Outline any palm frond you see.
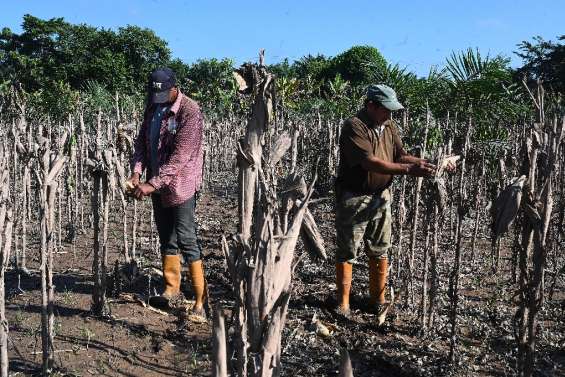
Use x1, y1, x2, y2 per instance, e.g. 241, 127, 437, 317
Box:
371, 63, 416, 96
446, 48, 490, 83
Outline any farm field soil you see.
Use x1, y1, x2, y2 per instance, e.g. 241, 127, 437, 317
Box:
5, 185, 565, 376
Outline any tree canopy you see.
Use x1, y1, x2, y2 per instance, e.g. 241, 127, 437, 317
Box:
516, 35, 565, 93
0, 14, 172, 94
1, 14, 561, 133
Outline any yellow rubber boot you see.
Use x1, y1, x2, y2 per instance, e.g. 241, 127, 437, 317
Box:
149, 254, 181, 308
188, 260, 206, 322
162, 255, 181, 298
369, 257, 388, 306
336, 262, 352, 315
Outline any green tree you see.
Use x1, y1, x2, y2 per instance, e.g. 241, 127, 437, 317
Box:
293, 54, 332, 83
0, 15, 171, 94
268, 58, 294, 80
323, 73, 353, 118
516, 35, 565, 93
329, 45, 387, 86
404, 67, 450, 117
185, 58, 237, 116
115, 25, 172, 91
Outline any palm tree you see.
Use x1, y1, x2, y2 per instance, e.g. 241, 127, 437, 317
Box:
445, 48, 528, 141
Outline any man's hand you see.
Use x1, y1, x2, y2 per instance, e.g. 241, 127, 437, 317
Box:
439, 155, 460, 174
124, 173, 141, 196
408, 161, 436, 177
127, 173, 141, 187
134, 183, 156, 199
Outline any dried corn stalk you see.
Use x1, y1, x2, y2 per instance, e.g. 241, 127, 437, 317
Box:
37, 128, 68, 375
516, 113, 563, 377
86, 109, 118, 316
281, 174, 327, 260
217, 60, 316, 377
0, 145, 14, 377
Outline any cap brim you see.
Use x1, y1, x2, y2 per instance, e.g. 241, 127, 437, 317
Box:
152, 90, 169, 104
381, 100, 404, 111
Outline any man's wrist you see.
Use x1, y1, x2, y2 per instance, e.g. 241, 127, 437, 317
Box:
400, 163, 412, 174
148, 176, 162, 190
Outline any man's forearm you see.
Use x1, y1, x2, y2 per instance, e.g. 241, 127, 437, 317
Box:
360, 156, 411, 175
398, 154, 426, 164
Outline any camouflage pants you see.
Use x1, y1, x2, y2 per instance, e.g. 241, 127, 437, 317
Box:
335, 189, 392, 263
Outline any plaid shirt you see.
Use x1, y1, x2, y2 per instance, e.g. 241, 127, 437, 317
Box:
131, 90, 203, 207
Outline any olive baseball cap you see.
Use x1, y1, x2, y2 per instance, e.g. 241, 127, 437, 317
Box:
149, 67, 176, 104
366, 84, 404, 111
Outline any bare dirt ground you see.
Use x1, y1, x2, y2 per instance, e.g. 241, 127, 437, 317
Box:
6, 179, 565, 376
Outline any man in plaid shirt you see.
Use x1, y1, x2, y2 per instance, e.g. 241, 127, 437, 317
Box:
129, 67, 205, 320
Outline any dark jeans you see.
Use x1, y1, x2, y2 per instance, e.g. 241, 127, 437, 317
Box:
152, 194, 201, 263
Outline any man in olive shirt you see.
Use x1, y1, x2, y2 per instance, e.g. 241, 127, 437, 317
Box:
335, 84, 435, 317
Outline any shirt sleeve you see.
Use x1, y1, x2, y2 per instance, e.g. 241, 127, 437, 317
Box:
390, 123, 407, 162
341, 119, 374, 167
148, 100, 203, 190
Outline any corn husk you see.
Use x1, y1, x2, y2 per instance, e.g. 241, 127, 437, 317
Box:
431, 176, 447, 211
492, 175, 527, 237
315, 320, 331, 337
437, 154, 460, 176
123, 180, 135, 192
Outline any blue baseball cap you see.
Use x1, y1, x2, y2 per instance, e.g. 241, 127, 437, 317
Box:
149, 67, 176, 103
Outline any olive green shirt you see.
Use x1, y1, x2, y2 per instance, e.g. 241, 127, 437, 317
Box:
336, 109, 406, 194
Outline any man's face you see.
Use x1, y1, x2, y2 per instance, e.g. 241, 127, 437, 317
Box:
166, 87, 178, 103
152, 86, 178, 105
366, 101, 391, 125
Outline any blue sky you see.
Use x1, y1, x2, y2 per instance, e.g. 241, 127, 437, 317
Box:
3, 0, 563, 76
